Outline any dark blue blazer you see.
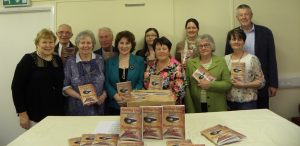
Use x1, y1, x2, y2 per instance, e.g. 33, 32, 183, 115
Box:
105, 54, 144, 109
225, 24, 278, 98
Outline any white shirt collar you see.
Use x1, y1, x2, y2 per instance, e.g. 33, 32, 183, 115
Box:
75, 52, 96, 63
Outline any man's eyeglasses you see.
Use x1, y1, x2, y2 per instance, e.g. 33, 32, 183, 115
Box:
57, 31, 72, 36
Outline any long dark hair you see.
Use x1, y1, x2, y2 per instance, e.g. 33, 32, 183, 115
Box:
136, 28, 159, 57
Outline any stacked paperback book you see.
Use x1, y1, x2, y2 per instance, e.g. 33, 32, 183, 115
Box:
201, 124, 246, 146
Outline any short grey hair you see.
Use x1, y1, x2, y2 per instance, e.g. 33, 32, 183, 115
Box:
197, 34, 216, 52
98, 27, 113, 38
75, 30, 96, 49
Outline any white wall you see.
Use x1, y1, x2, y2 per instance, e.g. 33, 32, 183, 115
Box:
1, 0, 300, 145
0, 6, 54, 146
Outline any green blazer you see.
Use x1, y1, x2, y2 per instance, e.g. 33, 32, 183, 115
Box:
105, 54, 144, 110
185, 55, 231, 113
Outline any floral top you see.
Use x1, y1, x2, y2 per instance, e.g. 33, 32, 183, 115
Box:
144, 57, 185, 104
225, 53, 265, 102
63, 53, 105, 115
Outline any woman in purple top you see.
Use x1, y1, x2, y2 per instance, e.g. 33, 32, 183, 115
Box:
63, 30, 106, 115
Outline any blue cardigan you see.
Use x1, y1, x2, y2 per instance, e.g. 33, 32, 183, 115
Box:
105, 54, 144, 110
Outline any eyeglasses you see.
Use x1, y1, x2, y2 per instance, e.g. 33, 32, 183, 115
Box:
57, 31, 72, 36
198, 44, 210, 49
145, 34, 157, 38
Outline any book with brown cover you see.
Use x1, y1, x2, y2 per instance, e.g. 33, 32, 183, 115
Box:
148, 75, 163, 90
120, 107, 142, 141
201, 124, 246, 146
163, 105, 185, 139
92, 133, 119, 146
117, 141, 144, 146
78, 84, 97, 106
166, 139, 192, 146
80, 134, 95, 146
117, 81, 132, 99
68, 137, 81, 146
230, 62, 245, 82
142, 106, 163, 140
192, 66, 216, 83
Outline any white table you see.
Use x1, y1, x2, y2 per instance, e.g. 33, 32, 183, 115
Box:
7, 109, 300, 146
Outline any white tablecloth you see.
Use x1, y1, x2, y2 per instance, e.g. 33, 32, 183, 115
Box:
7, 109, 300, 146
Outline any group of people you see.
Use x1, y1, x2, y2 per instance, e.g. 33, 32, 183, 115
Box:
11, 4, 278, 129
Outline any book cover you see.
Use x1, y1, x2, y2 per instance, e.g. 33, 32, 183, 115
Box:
163, 105, 185, 139
142, 106, 163, 140
68, 137, 81, 146
92, 133, 119, 146
181, 50, 194, 63
117, 141, 144, 146
119, 107, 142, 141
201, 124, 246, 146
230, 62, 245, 82
166, 139, 192, 146
192, 66, 216, 83
61, 47, 76, 62
80, 134, 95, 146
148, 75, 163, 90
128, 90, 175, 107
78, 84, 98, 106
117, 81, 132, 99
179, 144, 205, 146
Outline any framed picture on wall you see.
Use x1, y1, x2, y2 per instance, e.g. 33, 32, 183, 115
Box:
3, 0, 30, 7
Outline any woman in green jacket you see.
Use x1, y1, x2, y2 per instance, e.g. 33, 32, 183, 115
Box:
185, 34, 231, 113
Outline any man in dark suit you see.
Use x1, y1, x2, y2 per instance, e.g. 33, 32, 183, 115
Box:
225, 4, 278, 109
54, 24, 75, 58
94, 27, 118, 60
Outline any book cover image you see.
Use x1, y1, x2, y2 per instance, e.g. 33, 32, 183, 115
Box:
201, 124, 246, 146
68, 137, 81, 146
148, 75, 163, 90
163, 105, 185, 139
120, 107, 142, 141
117, 81, 132, 99
92, 133, 119, 146
78, 84, 97, 106
80, 134, 95, 146
181, 50, 194, 63
166, 139, 192, 146
192, 66, 216, 83
142, 106, 163, 140
117, 141, 144, 146
231, 62, 245, 82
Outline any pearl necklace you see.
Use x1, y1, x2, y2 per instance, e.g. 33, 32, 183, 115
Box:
36, 51, 53, 61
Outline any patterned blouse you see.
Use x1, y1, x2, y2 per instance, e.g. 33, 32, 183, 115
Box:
63, 53, 105, 115
225, 53, 265, 102
144, 57, 186, 104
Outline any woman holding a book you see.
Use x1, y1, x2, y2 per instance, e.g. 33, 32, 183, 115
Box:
63, 30, 107, 115
105, 30, 144, 115
136, 28, 159, 69
185, 34, 231, 113
11, 29, 65, 129
144, 37, 186, 104
224, 28, 265, 110
175, 18, 200, 67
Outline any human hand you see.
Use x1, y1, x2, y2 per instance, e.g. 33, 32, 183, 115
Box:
268, 86, 277, 97
197, 80, 210, 90
19, 112, 30, 130
231, 78, 245, 88
114, 94, 126, 107
96, 91, 107, 105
